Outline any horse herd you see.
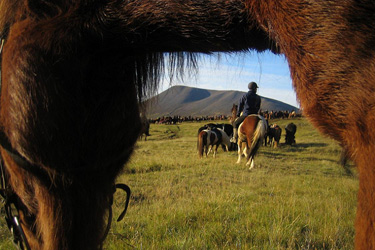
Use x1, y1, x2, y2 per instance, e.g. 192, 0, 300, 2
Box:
197, 116, 297, 169
1, 0, 375, 249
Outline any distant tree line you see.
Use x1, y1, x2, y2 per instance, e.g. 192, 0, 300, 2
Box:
262, 110, 301, 120
149, 115, 228, 124
149, 110, 301, 125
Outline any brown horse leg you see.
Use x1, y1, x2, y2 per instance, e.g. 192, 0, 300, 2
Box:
355, 147, 375, 249
296, 78, 375, 248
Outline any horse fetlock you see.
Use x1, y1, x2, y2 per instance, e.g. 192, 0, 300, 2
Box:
236, 157, 241, 164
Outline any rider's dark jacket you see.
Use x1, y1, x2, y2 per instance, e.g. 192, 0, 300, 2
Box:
237, 90, 261, 117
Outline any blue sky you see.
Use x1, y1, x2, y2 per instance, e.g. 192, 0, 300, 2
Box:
159, 51, 299, 108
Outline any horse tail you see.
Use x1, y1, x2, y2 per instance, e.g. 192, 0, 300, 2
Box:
198, 131, 207, 158
249, 115, 267, 156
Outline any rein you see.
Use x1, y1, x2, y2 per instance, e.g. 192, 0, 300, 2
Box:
0, 38, 131, 249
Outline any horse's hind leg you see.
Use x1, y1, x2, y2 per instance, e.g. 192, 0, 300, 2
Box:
213, 145, 219, 158
207, 145, 212, 156
246, 156, 254, 170
354, 147, 375, 248
245, 146, 254, 169
236, 142, 242, 164
243, 143, 250, 159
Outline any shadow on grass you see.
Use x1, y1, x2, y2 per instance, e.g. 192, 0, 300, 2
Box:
259, 143, 331, 164
293, 143, 328, 148
284, 143, 328, 151
261, 143, 329, 153
124, 163, 163, 174
260, 151, 288, 159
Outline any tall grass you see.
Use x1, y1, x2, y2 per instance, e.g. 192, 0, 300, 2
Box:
0, 118, 358, 249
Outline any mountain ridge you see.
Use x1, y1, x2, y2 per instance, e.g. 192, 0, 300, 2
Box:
145, 85, 298, 118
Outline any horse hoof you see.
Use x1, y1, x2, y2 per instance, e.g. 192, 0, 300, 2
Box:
247, 162, 254, 169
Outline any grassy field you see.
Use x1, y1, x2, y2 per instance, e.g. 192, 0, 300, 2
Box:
0, 118, 358, 249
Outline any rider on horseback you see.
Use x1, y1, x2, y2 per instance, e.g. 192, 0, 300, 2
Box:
231, 81, 261, 143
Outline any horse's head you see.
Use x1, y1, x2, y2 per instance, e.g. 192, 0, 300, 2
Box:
0, 1, 148, 249
231, 104, 238, 114
230, 104, 238, 125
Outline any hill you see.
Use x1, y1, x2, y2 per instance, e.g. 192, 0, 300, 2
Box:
145, 85, 298, 118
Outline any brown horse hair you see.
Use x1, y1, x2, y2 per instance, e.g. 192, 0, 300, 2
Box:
2, 0, 375, 249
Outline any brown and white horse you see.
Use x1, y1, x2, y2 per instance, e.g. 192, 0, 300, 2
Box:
236, 115, 267, 169
198, 128, 231, 158
1, 0, 375, 249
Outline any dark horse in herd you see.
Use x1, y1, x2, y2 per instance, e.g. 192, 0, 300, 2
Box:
0, 0, 374, 249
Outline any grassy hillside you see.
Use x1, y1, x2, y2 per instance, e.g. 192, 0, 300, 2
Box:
0, 118, 358, 249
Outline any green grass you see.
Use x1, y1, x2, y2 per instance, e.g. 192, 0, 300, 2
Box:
107, 118, 357, 249
0, 118, 358, 249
